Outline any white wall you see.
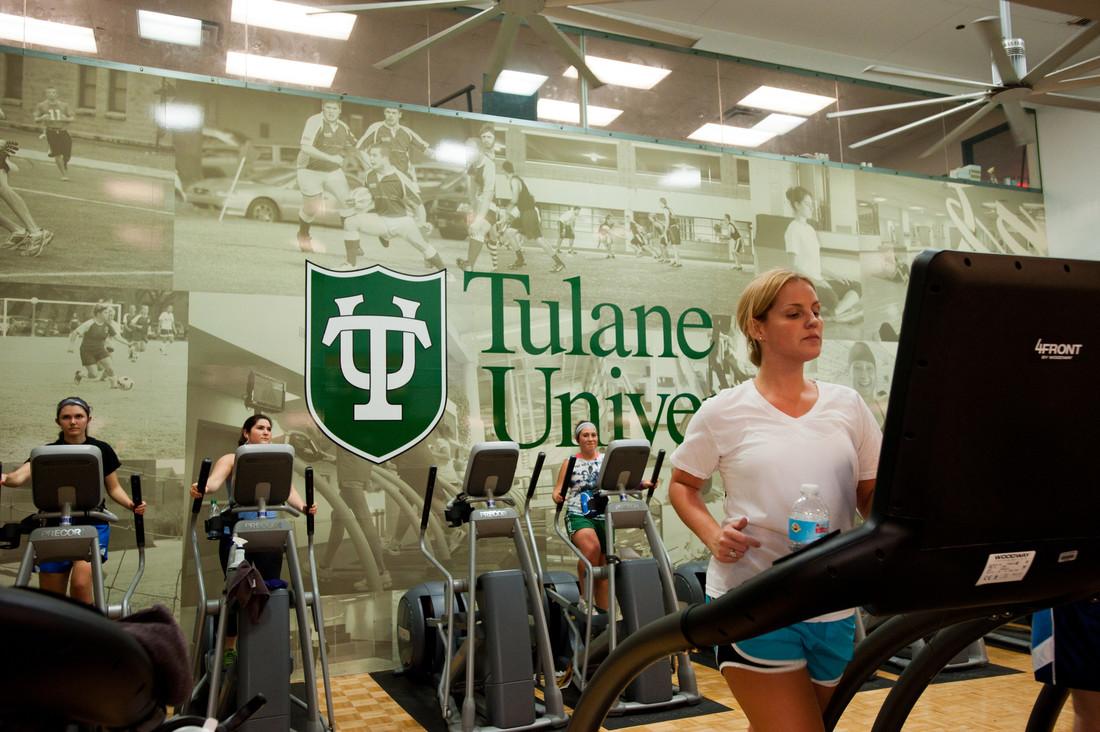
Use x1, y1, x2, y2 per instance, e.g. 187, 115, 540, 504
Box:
1036, 107, 1100, 262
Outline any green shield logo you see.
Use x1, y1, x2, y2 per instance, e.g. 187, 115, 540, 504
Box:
306, 262, 447, 463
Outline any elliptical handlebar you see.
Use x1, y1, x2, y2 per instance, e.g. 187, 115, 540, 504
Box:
131, 475, 145, 548
421, 465, 438, 534
555, 455, 577, 516
525, 452, 546, 506
118, 475, 146, 618
192, 458, 212, 516
646, 450, 665, 504
305, 467, 315, 536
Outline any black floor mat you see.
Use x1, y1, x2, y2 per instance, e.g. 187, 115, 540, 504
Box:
559, 684, 729, 729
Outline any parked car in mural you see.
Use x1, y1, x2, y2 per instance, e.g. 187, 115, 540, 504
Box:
185, 167, 343, 227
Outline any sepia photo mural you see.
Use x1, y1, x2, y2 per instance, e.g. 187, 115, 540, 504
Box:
0, 49, 1047, 672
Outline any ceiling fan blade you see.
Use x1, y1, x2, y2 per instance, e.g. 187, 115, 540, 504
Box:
544, 6, 698, 47
483, 13, 521, 93
1001, 100, 1038, 146
1034, 72, 1100, 93
1036, 54, 1100, 84
918, 102, 999, 158
826, 92, 987, 119
374, 5, 503, 69
848, 97, 987, 149
1022, 20, 1100, 85
1006, 0, 1100, 19
526, 13, 605, 89
1030, 92, 1100, 111
863, 64, 992, 89
310, 0, 472, 12
972, 16, 1019, 85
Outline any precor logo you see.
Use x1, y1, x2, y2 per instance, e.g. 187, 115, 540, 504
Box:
1034, 339, 1083, 361
46, 528, 84, 538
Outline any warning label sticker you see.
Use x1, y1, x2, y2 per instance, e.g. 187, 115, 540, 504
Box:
976, 551, 1036, 586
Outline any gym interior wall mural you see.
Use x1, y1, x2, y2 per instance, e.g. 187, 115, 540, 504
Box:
0, 49, 1046, 672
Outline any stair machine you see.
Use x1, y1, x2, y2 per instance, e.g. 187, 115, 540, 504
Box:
1, 444, 145, 617
395, 441, 568, 731
545, 440, 699, 714
186, 444, 335, 732
567, 250, 1100, 731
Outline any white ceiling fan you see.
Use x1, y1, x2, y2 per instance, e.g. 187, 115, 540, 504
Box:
313, 0, 699, 93
827, 0, 1100, 157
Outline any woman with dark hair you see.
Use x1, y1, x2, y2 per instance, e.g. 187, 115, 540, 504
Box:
69, 304, 129, 388
669, 268, 880, 731
0, 396, 146, 603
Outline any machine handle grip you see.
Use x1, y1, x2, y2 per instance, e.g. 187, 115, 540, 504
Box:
130, 474, 145, 548
305, 466, 315, 536
421, 466, 438, 533
556, 454, 577, 513
526, 452, 546, 502
646, 449, 665, 503
221, 693, 267, 731
192, 458, 212, 515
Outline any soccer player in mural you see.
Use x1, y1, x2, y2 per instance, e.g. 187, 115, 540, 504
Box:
502, 161, 566, 273
34, 86, 74, 181
0, 117, 54, 257
295, 100, 355, 254
157, 305, 176, 355
628, 214, 654, 258
719, 214, 746, 270
69, 304, 130, 388
357, 106, 433, 242
339, 143, 445, 271
596, 214, 615, 259
457, 124, 499, 272
557, 205, 579, 255
659, 197, 683, 268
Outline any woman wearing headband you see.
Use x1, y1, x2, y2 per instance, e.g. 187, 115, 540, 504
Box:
553, 421, 609, 611
0, 396, 146, 604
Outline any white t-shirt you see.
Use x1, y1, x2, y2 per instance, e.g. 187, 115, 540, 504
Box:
670, 379, 881, 621
784, 219, 823, 280
158, 312, 175, 331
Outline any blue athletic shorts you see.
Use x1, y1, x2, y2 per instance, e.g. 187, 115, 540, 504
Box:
1032, 599, 1100, 691
37, 523, 109, 573
715, 612, 856, 686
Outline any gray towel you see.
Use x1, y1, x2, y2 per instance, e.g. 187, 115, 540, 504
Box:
228, 561, 271, 623
119, 603, 193, 712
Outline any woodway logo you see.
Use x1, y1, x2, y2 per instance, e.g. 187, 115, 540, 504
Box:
1034, 338, 1083, 361
306, 263, 446, 463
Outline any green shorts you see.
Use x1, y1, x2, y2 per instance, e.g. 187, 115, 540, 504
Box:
565, 514, 608, 555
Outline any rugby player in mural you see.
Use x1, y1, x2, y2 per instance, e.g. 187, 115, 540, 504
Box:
502, 161, 565, 273
296, 100, 355, 254
339, 143, 445, 271
0, 112, 54, 257
34, 86, 75, 181
456, 124, 499, 272
356, 106, 433, 243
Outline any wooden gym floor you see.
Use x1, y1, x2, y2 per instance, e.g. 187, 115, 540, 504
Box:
309, 644, 1076, 731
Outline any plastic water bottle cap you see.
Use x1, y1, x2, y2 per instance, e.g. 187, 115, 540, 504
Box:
800, 483, 820, 495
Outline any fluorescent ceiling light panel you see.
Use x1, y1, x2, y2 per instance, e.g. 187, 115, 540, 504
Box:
137, 10, 203, 46
230, 0, 356, 40
563, 55, 671, 90
0, 13, 97, 53
154, 102, 204, 130
687, 123, 775, 148
753, 113, 807, 134
493, 70, 549, 96
739, 85, 836, 116
537, 99, 623, 127
226, 51, 338, 87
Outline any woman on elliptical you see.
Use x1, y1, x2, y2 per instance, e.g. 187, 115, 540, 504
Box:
0, 396, 146, 604
668, 268, 880, 732
553, 421, 609, 612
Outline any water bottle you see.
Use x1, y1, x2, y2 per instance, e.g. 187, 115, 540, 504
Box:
60, 514, 72, 527
206, 499, 220, 540
788, 483, 829, 552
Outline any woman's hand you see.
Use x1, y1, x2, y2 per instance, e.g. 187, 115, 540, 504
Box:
132, 501, 147, 515
552, 489, 564, 505
301, 503, 318, 515
189, 482, 204, 500
708, 516, 762, 564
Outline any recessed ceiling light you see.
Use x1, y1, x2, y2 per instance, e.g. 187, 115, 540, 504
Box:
225, 51, 338, 87
137, 10, 203, 46
493, 70, 549, 96
687, 123, 776, 148
154, 102, 204, 130
739, 86, 836, 116
537, 99, 623, 127
0, 12, 97, 53
753, 113, 808, 135
230, 0, 356, 40
563, 55, 671, 90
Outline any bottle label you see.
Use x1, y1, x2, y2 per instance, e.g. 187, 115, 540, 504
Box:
788, 518, 828, 543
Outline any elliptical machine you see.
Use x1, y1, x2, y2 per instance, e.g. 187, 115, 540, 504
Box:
396, 442, 567, 731
187, 443, 335, 732
547, 439, 699, 713
1, 445, 145, 617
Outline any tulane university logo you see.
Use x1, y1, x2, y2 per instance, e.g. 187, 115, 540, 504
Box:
306, 263, 447, 463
